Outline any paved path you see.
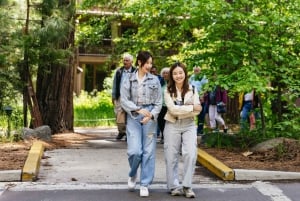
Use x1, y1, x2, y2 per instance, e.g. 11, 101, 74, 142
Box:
38, 127, 219, 184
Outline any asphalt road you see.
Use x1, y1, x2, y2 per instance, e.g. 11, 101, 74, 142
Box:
1, 182, 300, 201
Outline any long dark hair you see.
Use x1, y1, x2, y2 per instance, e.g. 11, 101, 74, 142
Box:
167, 62, 190, 98
135, 50, 152, 67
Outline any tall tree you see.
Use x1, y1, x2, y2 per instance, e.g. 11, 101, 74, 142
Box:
35, 0, 76, 133
0, 0, 23, 110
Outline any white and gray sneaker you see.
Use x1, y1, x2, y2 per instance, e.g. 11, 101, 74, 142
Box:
140, 186, 149, 197
127, 175, 137, 191
183, 187, 195, 198
170, 187, 183, 196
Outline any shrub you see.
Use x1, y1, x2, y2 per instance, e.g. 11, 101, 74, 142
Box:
74, 90, 115, 127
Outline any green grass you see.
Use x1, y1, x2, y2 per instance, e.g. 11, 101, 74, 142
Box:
73, 90, 116, 127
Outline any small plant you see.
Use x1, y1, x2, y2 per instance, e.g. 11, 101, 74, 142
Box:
275, 143, 287, 160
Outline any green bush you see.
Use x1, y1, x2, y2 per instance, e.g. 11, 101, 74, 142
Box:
74, 90, 115, 127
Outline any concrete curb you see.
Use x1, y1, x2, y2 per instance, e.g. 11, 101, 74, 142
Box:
234, 169, 300, 181
21, 141, 44, 181
0, 170, 21, 182
197, 148, 300, 181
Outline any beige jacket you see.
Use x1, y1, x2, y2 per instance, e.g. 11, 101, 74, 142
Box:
164, 85, 201, 123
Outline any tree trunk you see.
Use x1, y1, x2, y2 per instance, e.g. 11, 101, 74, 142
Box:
36, 0, 75, 134
36, 60, 74, 134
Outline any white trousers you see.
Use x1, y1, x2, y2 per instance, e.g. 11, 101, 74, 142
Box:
208, 105, 225, 129
163, 118, 197, 190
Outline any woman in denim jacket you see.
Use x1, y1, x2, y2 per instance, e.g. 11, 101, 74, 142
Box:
164, 62, 201, 198
120, 51, 162, 197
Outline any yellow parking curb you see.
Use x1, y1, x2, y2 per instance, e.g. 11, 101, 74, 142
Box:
197, 148, 234, 181
22, 141, 44, 181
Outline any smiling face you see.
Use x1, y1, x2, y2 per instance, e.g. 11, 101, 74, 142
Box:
172, 66, 186, 86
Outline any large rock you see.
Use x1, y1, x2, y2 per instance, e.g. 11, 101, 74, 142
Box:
250, 137, 296, 153
22, 125, 52, 141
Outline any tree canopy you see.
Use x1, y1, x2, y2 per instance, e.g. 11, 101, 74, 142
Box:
1, 0, 299, 137
79, 0, 300, 137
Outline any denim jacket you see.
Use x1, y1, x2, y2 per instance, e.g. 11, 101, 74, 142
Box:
120, 71, 162, 120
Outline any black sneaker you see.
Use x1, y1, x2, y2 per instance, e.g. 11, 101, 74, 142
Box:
116, 133, 125, 140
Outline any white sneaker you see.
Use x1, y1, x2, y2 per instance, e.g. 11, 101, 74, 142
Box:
183, 187, 195, 198
128, 176, 137, 191
140, 186, 149, 197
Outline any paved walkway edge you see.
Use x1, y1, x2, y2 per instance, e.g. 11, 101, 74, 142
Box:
22, 141, 44, 182
234, 169, 300, 180
197, 148, 234, 181
0, 170, 21, 182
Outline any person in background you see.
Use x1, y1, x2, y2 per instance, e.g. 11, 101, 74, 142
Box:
120, 50, 162, 197
112, 53, 136, 140
151, 66, 165, 86
164, 62, 201, 198
157, 67, 170, 144
239, 90, 259, 130
151, 65, 165, 137
204, 85, 228, 133
189, 66, 208, 135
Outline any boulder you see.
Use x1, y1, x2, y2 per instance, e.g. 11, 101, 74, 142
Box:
22, 125, 52, 141
250, 137, 296, 153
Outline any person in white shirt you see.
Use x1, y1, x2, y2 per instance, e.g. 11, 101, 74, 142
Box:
164, 62, 202, 198
120, 51, 162, 197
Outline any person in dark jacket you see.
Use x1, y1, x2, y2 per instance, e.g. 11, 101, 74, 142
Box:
204, 86, 228, 133
112, 53, 136, 140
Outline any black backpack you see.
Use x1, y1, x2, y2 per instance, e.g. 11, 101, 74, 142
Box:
209, 90, 217, 105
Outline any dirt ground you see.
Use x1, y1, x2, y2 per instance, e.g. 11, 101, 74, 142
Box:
0, 133, 300, 172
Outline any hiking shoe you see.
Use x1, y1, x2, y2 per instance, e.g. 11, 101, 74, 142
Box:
116, 133, 125, 140
170, 187, 183, 196
183, 187, 195, 198
140, 186, 149, 197
128, 175, 137, 191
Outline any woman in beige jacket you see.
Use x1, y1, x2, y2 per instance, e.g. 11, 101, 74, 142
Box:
164, 62, 202, 198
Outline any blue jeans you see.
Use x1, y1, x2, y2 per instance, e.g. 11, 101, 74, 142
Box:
126, 105, 157, 187
240, 101, 252, 129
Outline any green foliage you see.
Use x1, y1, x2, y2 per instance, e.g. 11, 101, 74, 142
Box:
0, 1, 24, 108
74, 90, 115, 127
119, 0, 300, 141
203, 130, 266, 150
0, 104, 24, 141
76, 17, 111, 47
